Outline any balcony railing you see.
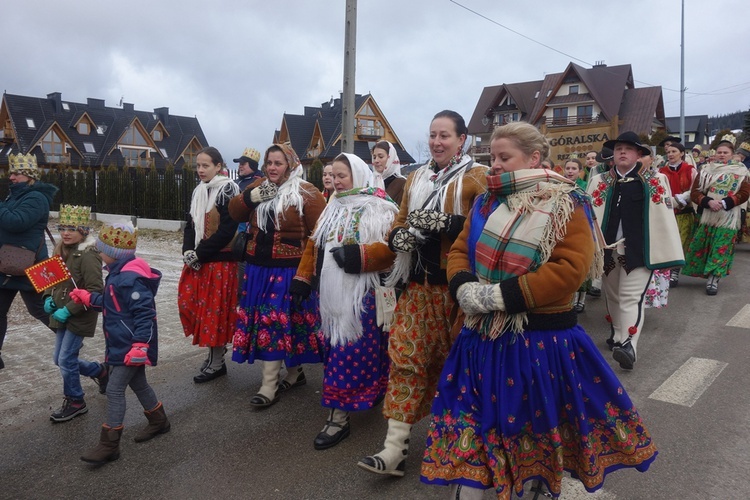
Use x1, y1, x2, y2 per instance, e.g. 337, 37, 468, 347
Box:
44, 154, 70, 165
356, 125, 383, 139
545, 114, 597, 127
469, 145, 491, 156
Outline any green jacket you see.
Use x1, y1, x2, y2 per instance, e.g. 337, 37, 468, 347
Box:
47, 236, 103, 337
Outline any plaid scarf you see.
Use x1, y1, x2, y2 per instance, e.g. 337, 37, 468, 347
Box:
467, 169, 603, 336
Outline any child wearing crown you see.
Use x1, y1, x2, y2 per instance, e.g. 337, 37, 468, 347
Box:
45, 205, 106, 423
71, 221, 170, 465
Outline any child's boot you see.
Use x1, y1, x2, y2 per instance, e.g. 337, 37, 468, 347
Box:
80, 424, 123, 465
134, 402, 171, 442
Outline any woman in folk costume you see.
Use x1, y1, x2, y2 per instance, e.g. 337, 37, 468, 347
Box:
421, 122, 658, 499
358, 110, 488, 477
371, 140, 407, 205
179, 147, 240, 383
659, 142, 698, 287
229, 143, 327, 407
293, 153, 398, 450
681, 135, 750, 295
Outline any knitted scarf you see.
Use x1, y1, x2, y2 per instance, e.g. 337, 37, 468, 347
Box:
313, 156, 398, 346
466, 169, 604, 338
696, 161, 749, 230
189, 174, 239, 247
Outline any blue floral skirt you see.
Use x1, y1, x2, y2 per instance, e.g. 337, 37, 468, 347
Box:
421, 325, 657, 499
232, 264, 324, 367
321, 291, 389, 412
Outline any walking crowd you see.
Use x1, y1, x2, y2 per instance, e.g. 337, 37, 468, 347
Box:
1, 111, 749, 499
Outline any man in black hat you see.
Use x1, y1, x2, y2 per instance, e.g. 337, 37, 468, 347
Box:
587, 131, 684, 371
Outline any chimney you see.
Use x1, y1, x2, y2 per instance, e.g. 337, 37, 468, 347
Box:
593, 61, 607, 68
87, 98, 105, 108
47, 92, 63, 113
154, 107, 169, 126
123, 102, 134, 112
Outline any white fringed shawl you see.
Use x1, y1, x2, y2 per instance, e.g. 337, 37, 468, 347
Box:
189, 175, 240, 247
696, 161, 749, 230
254, 165, 308, 232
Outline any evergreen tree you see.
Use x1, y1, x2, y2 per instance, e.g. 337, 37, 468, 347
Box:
308, 159, 324, 191
710, 129, 733, 150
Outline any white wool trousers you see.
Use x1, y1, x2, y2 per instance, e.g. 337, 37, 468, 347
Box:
602, 257, 653, 354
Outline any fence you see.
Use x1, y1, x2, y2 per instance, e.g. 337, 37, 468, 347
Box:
0, 165, 239, 221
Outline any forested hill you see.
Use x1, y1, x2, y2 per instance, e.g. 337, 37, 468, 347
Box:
709, 110, 747, 133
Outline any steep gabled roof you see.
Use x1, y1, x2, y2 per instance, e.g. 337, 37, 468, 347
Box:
577, 63, 633, 121
0, 92, 208, 168
620, 86, 664, 135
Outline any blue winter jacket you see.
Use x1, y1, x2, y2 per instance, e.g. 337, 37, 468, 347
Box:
0, 181, 58, 291
89, 255, 162, 366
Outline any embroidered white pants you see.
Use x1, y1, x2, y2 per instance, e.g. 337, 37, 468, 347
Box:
602, 256, 653, 355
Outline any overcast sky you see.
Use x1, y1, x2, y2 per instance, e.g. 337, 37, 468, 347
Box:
5, 0, 749, 165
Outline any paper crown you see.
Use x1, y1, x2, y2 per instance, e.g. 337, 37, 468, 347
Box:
737, 142, 750, 155
97, 222, 137, 259
8, 153, 40, 179
719, 134, 736, 146
568, 152, 579, 159
59, 205, 92, 227
242, 147, 261, 163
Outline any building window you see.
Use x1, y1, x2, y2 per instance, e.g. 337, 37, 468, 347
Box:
183, 142, 201, 167
83, 142, 96, 153
62, 103, 70, 111
121, 147, 149, 167
41, 129, 69, 163
152, 129, 162, 141
357, 118, 383, 138
569, 85, 579, 95
26, 118, 36, 129
121, 125, 149, 147
576, 105, 593, 123
96, 125, 106, 135
552, 108, 568, 125
159, 148, 168, 158
78, 122, 90, 135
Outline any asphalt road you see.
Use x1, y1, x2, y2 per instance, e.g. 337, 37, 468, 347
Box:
1, 235, 749, 500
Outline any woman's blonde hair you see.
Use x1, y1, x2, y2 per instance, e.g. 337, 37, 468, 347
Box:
490, 122, 550, 161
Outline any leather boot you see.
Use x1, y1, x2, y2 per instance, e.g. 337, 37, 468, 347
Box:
80, 425, 123, 465
134, 402, 171, 443
357, 418, 411, 477
314, 408, 350, 450
250, 360, 282, 407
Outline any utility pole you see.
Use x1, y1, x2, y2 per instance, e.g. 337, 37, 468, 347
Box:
679, 0, 685, 143
341, 0, 357, 154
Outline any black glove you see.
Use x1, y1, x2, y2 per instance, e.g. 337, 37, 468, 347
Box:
330, 247, 346, 268
289, 279, 311, 308
407, 208, 452, 233
390, 227, 418, 253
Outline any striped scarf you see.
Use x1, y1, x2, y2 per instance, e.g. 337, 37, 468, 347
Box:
467, 169, 604, 336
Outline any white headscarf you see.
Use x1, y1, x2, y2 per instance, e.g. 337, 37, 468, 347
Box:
371, 141, 404, 189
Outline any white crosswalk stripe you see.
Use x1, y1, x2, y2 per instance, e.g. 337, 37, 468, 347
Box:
726, 304, 750, 328
649, 357, 727, 407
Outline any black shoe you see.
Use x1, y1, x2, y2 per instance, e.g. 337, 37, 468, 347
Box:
587, 287, 601, 298
314, 420, 350, 450
249, 392, 280, 408
706, 283, 718, 295
92, 363, 109, 395
612, 342, 636, 370
193, 364, 227, 384
50, 397, 88, 422
573, 302, 585, 313
278, 370, 306, 393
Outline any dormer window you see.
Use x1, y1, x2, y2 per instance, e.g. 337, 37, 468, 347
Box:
152, 129, 162, 141
569, 85, 579, 95
78, 122, 90, 135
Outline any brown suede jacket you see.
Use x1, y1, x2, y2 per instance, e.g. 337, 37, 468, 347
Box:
448, 205, 594, 330
391, 164, 488, 285
229, 178, 326, 268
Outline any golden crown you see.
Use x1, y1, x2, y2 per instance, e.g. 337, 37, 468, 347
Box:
8, 153, 38, 171
99, 223, 137, 250
720, 134, 736, 146
242, 147, 261, 163
738, 142, 750, 153
569, 152, 579, 159
59, 205, 92, 227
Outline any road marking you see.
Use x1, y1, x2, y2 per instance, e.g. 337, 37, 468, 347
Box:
649, 357, 727, 407
726, 304, 750, 328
